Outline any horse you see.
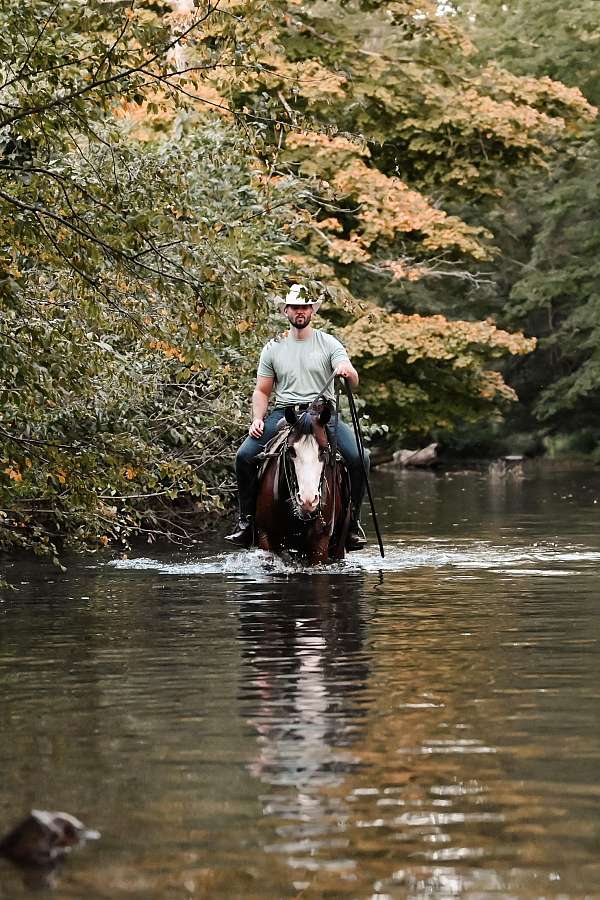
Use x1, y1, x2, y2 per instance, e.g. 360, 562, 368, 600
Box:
254, 399, 352, 565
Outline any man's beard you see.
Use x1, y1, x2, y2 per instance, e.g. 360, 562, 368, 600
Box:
293, 317, 309, 330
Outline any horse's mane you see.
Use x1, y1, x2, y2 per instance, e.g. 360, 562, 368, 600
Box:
295, 411, 316, 437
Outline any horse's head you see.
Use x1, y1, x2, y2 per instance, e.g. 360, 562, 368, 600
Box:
284, 402, 331, 517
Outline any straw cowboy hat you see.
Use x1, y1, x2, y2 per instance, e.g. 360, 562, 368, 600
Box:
273, 283, 323, 313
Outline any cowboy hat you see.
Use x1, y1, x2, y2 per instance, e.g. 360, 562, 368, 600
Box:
273, 283, 323, 312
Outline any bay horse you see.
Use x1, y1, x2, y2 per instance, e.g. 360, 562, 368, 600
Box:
254, 399, 352, 565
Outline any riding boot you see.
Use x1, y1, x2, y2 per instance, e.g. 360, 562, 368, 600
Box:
346, 519, 366, 551
224, 516, 254, 546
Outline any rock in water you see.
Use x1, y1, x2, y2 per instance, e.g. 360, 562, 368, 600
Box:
0, 810, 100, 867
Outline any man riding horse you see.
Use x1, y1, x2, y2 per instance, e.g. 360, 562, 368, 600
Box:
225, 283, 369, 550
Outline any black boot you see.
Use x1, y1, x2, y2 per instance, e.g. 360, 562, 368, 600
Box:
224, 516, 253, 546
346, 520, 367, 551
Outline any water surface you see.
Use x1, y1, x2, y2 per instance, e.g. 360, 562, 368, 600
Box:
1, 463, 600, 898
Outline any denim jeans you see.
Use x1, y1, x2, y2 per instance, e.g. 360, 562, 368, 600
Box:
235, 408, 370, 520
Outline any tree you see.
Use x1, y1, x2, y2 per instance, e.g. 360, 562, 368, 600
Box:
0, 1, 301, 567
450, 0, 600, 450
198, 0, 594, 282
196, 0, 593, 436
341, 306, 535, 435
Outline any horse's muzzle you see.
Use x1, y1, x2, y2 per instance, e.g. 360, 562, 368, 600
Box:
292, 495, 320, 521
296, 491, 320, 514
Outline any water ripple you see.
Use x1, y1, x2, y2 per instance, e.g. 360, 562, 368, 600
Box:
108, 541, 600, 579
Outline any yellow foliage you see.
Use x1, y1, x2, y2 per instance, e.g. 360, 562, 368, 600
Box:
317, 217, 344, 234
3, 466, 22, 482
285, 133, 490, 260
286, 131, 371, 158
380, 259, 426, 281
339, 305, 536, 428
480, 65, 597, 123
275, 59, 348, 100
286, 131, 370, 167
279, 253, 338, 282
328, 237, 371, 264
478, 370, 517, 402
342, 305, 536, 365
331, 158, 490, 259
147, 339, 187, 364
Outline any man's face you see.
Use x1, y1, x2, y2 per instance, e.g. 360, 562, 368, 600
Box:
285, 304, 314, 330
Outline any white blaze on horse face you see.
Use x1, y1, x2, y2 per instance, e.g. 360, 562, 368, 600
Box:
293, 435, 324, 512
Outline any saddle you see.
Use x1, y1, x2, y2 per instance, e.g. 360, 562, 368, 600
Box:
257, 424, 290, 483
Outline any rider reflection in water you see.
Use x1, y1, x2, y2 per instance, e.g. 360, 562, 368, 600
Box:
225, 283, 369, 549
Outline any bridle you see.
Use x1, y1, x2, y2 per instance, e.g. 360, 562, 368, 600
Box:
284, 434, 331, 523
283, 413, 334, 524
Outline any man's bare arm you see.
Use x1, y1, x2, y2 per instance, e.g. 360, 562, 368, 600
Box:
249, 375, 274, 437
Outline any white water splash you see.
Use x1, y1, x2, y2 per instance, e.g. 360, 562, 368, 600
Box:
107, 541, 600, 579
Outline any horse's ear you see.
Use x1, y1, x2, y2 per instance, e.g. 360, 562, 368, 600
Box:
284, 406, 298, 425
318, 406, 331, 425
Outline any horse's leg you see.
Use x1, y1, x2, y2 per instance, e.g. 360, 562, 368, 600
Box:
256, 529, 271, 552
330, 508, 351, 560
306, 530, 330, 566
326, 467, 352, 560
329, 537, 345, 561
255, 458, 282, 554
256, 513, 285, 556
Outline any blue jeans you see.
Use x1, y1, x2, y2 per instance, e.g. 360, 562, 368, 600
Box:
235, 408, 370, 520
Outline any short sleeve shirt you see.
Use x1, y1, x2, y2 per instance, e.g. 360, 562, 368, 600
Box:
257, 329, 350, 406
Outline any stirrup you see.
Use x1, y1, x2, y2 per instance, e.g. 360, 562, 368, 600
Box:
346, 521, 366, 551
224, 518, 253, 546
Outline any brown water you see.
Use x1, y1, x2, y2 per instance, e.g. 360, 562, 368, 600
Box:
2, 463, 600, 898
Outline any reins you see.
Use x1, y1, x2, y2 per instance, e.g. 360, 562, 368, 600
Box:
342, 379, 385, 558
311, 373, 385, 559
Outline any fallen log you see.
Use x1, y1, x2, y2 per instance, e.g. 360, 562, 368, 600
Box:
392, 442, 439, 467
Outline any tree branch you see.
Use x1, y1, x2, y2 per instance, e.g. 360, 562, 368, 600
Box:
0, 2, 221, 129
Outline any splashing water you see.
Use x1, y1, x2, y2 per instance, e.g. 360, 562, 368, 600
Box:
108, 541, 600, 580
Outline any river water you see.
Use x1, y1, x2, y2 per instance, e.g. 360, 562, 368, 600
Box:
2, 463, 600, 898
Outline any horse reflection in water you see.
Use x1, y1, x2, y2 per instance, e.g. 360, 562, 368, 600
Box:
255, 401, 352, 565
237, 576, 369, 841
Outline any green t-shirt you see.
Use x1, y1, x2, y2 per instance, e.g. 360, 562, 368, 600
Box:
257, 329, 350, 406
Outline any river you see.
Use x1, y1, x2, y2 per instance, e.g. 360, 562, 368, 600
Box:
1, 462, 600, 898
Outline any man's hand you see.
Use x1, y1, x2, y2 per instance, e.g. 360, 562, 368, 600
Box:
334, 362, 353, 379
249, 417, 264, 438
334, 361, 358, 386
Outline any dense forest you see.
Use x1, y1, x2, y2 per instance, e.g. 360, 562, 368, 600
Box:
0, 0, 597, 566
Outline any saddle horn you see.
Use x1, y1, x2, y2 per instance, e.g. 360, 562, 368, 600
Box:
284, 406, 298, 425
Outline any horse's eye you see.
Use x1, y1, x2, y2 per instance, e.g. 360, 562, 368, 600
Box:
287, 446, 296, 457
